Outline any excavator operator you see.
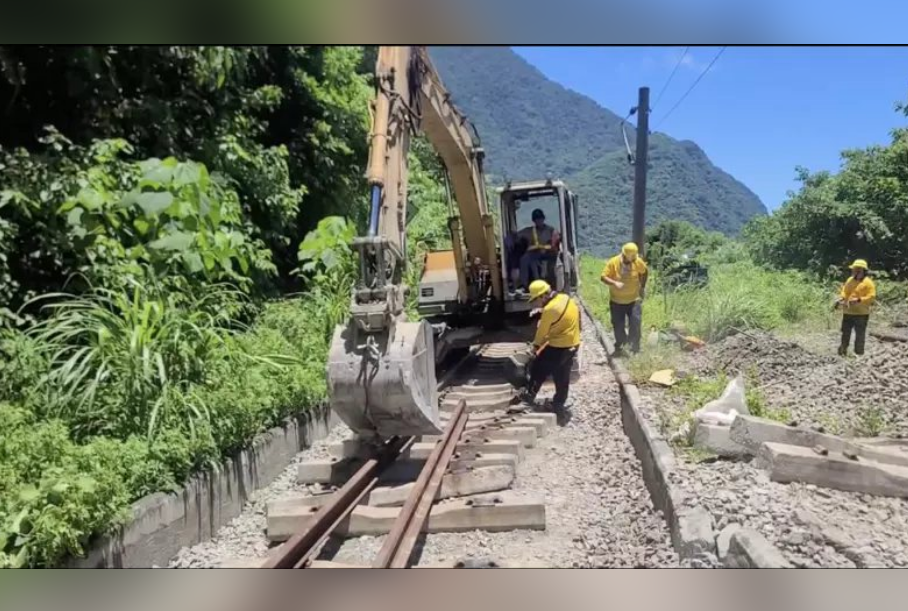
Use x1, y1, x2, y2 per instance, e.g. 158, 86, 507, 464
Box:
516, 209, 560, 290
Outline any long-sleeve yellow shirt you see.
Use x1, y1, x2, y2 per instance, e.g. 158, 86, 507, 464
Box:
533, 293, 581, 349
839, 276, 876, 316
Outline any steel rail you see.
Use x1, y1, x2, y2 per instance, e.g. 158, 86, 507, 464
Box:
372, 399, 469, 568
261, 435, 412, 569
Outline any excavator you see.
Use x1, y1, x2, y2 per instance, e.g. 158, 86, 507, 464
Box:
328, 46, 580, 440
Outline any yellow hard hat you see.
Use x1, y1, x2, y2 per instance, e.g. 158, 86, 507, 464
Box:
528, 279, 551, 302
850, 259, 869, 270
622, 242, 639, 259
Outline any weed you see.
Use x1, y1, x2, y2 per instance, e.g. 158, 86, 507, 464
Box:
626, 344, 681, 384
814, 412, 845, 436
853, 404, 887, 438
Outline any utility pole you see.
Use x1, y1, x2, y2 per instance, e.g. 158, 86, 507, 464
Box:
632, 86, 650, 255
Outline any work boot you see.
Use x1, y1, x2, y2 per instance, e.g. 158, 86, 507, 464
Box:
555, 408, 573, 427
838, 345, 847, 357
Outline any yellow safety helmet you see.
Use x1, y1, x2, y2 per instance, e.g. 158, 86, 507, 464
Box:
622, 242, 639, 260
850, 259, 869, 271
528, 279, 552, 302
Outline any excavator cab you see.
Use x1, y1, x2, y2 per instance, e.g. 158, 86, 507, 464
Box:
499, 180, 580, 313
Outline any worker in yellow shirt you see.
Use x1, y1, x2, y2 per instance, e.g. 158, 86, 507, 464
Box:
836, 259, 877, 357
520, 280, 581, 426
600, 242, 648, 355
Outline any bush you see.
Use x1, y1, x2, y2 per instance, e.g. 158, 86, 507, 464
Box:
0, 289, 337, 567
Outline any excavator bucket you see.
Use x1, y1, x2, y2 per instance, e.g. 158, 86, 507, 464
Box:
327, 319, 441, 440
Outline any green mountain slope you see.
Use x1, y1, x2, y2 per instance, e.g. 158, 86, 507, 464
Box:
429, 45, 627, 180
569, 136, 769, 256
429, 46, 767, 255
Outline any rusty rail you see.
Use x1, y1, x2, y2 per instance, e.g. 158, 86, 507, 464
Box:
261, 435, 412, 569
373, 399, 469, 568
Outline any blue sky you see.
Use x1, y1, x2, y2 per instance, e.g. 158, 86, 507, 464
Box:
513, 47, 908, 211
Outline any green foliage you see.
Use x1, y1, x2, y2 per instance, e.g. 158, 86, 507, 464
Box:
1, 134, 275, 308
404, 136, 452, 319
0, 45, 372, 291
0, 45, 380, 567
430, 47, 767, 257
296, 216, 357, 337
744, 111, 908, 280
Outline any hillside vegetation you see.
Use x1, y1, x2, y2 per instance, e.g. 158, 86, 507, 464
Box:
430, 46, 767, 254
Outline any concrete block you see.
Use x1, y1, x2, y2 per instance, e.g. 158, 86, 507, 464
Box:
441, 396, 513, 413
413, 440, 524, 461
673, 506, 717, 559
267, 491, 545, 542
445, 390, 514, 404
450, 384, 514, 395
448, 453, 520, 472
716, 523, 743, 563
296, 458, 425, 486
847, 438, 908, 468
730, 415, 848, 456
297, 458, 353, 484
464, 418, 547, 438
476, 426, 537, 448
368, 465, 515, 507
691, 422, 748, 458
724, 528, 792, 568
759, 442, 908, 498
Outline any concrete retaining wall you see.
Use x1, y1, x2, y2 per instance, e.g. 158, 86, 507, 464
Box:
579, 300, 716, 561
69, 405, 335, 568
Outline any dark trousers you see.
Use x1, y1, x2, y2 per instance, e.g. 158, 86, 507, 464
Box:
528, 346, 577, 411
610, 301, 642, 353
840, 314, 869, 355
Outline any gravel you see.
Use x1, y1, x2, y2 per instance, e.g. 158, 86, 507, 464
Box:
171, 311, 680, 568
637, 326, 908, 568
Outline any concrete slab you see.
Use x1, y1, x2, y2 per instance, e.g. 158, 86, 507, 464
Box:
674, 506, 716, 558
724, 528, 792, 568
267, 491, 546, 542
450, 384, 514, 395
368, 465, 515, 507
731, 415, 849, 456
716, 523, 744, 563
296, 458, 421, 486
691, 422, 748, 458
759, 442, 908, 498
413, 439, 524, 461
475, 426, 537, 448
297, 458, 353, 485
445, 390, 514, 404
441, 397, 514, 413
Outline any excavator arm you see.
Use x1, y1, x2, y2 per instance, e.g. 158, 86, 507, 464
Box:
328, 46, 501, 440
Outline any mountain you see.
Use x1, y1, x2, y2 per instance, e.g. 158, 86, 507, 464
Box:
429, 46, 767, 257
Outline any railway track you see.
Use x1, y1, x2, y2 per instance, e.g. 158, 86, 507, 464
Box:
259, 342, 553, 569
196, 317, 679, 569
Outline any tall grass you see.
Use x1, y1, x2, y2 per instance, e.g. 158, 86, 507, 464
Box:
25, 282, 244, 439
580, 254, 832, 342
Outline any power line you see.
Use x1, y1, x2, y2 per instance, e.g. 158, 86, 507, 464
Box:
656, 46, 727, 129
652, 47, 689, 110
